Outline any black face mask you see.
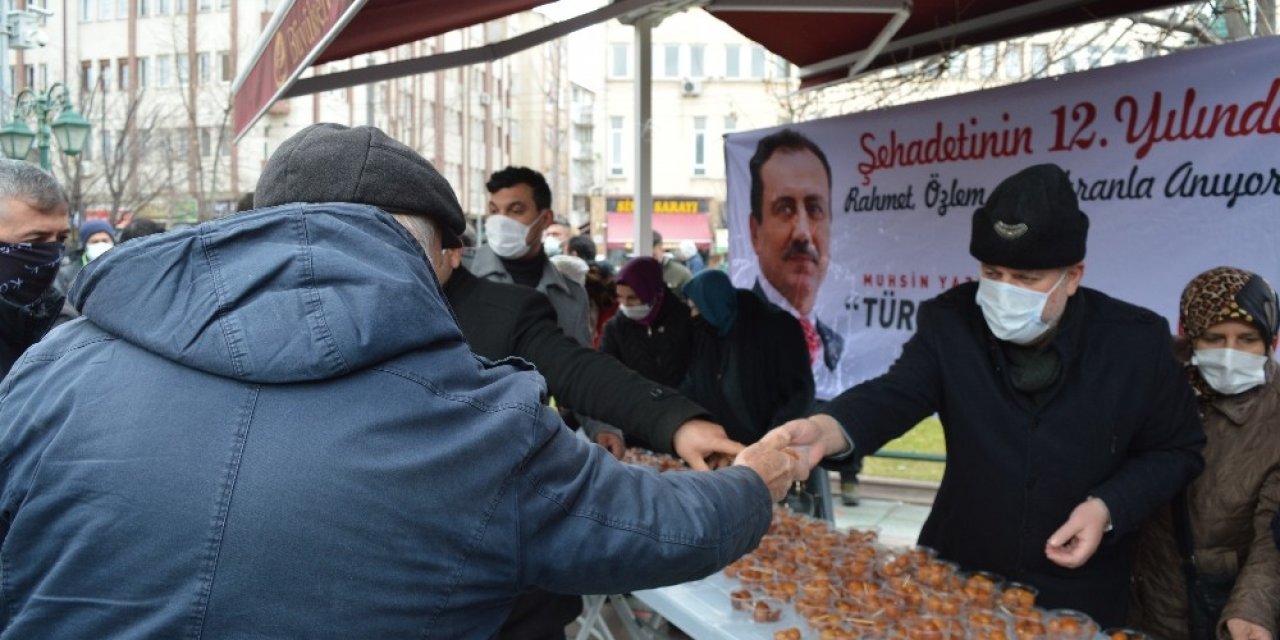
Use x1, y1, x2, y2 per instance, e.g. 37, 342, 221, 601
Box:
0, 241, 64, 307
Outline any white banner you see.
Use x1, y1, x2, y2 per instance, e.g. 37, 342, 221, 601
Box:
726, 36, 1280, 400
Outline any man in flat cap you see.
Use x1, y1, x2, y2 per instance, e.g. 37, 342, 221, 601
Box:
0, 124, 799, 638
770, 163, 1205, 627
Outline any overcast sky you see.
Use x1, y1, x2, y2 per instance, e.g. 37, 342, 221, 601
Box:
537, 0, 609, 91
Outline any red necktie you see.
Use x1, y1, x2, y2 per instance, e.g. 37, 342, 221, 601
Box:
799, 317, 820, 366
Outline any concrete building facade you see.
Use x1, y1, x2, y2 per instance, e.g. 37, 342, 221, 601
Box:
10, 0, 571, 232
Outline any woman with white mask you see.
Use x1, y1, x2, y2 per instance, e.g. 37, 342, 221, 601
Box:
1129, 266, 1280, 640
599, 257, 694, 412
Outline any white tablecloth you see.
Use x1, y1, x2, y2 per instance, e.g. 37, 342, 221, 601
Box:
632, 572, 808, 639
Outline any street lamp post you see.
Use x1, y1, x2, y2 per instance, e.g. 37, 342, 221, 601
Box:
0, 84, 91, 170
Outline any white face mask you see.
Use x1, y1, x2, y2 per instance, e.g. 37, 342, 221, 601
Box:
543, 236, 562, 258
975, 271, 1067, 345
484, 215, 535, 259
85, 242, 113, 262
1191, 348, 1269, 395
619, 303, 652, 320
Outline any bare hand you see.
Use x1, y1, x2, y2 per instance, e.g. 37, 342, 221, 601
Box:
772, 414, 848, 468
673, 419, 746, 471
595, 432, 625, 460
1045, 498, 1110, 568
734, 428, 794, 502
1227, 618, 1273, 640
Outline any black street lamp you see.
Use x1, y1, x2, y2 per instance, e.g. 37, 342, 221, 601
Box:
0, 83, 91, 170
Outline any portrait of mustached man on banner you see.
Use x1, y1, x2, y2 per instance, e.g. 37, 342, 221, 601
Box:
748, 129, 844, 385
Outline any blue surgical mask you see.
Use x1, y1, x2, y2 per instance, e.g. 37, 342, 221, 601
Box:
0, 241, 64, 307
1191, 348, 1268, 395
975, 271, 1067, 345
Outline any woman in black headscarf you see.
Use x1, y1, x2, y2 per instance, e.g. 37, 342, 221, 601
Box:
680, 270, 814, 446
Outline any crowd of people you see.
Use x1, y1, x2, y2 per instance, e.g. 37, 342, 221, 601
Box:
0, 122, 1274, 639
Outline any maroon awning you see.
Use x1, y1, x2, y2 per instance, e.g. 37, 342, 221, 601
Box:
709, 0, 1186, 88
234, 0, 1188, 138
314, 0, 549, 64
233, 0, 551, 139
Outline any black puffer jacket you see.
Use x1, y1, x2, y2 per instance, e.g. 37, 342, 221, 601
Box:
445, 267, 706, 453
599, 285, 693, 390
680, 291, 814, 445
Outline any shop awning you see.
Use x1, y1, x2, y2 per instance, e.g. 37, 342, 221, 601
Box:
709, 0, 1188, 89
606, 213, 712, 249
234, 0, 1187, 139
233, 0, 553, 140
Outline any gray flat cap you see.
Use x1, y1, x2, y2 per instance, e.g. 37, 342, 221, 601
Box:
255, 123, 465, 247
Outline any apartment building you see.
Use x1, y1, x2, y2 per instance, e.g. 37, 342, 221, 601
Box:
10, 1, 570, 230
594, 9, 796, 258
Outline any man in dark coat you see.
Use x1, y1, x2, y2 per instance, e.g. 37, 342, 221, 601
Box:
774, 163, 1205, 627
441, 256, 741, 467
0, 159, 68, 377
0, 124, 796, 638
439, 240, 746, 640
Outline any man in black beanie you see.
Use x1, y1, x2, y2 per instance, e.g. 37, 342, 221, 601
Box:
767, 163, 1206, 627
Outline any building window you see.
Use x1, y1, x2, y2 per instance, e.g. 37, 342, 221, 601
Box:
80, 61, 95, 93
774, 56, 790, 79
98, 0, 112, 20
723, 114, 737, 134
1030, 44, 1049, 77
118, 58, 130, 90
692, 116, 706, 176
1002, 44, 1022, 79
749, 46, 765, 79
173, 127, 189, 157
138, 57, 149, 87
80, 0, 92, 21
176, 53, 189, 86
946, 51, 967, 78
1113, 45, 1130, 65
156, 55, 171, 87
979, 44, 997, 77
609, 115, 623, 176
662, 44, 680, 78
138, 0, 148, 16
1087, 45, 1103, 68
23, 65, 34, 90
218, 0, 228, 9
157, 0, 169, 13
118, 0, 127, 19
198, 0, 210, 11
200, 127, 211, 156
175, 0, 185, 14
100, 129, 113, 160
219, 51, 232, 82
38, 64, 47, 88
689, 44, 704, 78
197, 52, 211, 84
725, 44, 740, 78
610, 43, 629, 77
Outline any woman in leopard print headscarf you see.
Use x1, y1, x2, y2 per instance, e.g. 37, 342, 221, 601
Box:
1129, 266, 1280, 640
